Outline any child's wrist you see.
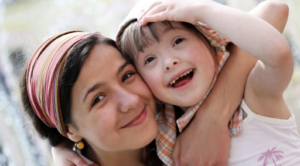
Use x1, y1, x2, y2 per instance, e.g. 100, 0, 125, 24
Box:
195, 103, 232, 126
194, 0, 221, 24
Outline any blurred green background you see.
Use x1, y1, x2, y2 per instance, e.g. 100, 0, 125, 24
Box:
0, 0, 299, 165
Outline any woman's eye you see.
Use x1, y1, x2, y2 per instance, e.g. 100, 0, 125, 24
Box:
173, 38, 184, 46
92, 95, 104, 106
122, 73, 134, 82
145, 57, 155, 65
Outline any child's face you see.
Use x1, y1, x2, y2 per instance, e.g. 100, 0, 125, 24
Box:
134, 22, 216, 107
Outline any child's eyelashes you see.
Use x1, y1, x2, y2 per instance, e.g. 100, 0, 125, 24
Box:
173, 38, 184, 47
144, 56, 156, 65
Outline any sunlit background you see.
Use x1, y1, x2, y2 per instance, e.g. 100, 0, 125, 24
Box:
0, 0, 299, 165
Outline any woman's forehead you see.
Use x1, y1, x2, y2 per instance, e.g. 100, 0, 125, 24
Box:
82, 44, 125, 76
72, 44, 128, 103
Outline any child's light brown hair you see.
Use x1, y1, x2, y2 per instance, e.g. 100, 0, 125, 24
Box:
118, 20, 217, 66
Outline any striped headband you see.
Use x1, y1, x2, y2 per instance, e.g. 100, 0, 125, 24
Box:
26, 31, 104, 136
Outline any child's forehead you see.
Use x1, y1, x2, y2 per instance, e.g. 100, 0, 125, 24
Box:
141, 21, 189, 43
148, 22, 186, 34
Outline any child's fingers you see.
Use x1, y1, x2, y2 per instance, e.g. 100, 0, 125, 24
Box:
140, 4, 166, 21
140, 12, 167, 25
137, 1, 162, 22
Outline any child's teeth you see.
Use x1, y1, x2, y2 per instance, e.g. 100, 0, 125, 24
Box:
170, 70, 193, 86
170, 80, 175, 85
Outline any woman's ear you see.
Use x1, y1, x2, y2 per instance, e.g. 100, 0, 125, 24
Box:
67, 125, 83, 142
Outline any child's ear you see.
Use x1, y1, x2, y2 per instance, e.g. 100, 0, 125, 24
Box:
66, 125, 83, 142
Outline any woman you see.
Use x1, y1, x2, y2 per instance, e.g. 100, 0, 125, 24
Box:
21, 32, 159, 165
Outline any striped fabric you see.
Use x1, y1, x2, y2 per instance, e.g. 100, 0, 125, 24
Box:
229, 106, 244, 136
26, 31, 103, 136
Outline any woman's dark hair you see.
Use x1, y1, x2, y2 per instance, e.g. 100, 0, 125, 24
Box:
20, 33, 163, 166
20, 34, 117, 146
118, 20, 217, 66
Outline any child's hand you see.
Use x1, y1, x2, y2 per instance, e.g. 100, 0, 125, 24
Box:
51, 142, 99, 166
138, 0, 213, 26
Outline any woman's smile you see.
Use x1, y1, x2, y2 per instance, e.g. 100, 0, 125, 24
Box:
121, 106, 147, 128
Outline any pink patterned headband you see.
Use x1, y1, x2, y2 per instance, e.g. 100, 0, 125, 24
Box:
26, 31, 103, 136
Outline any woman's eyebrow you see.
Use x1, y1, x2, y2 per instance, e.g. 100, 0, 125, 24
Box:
83, 83, 104, 103
117, 61, 130, 75
82, 61, 130, 103
83, 83, 103, 103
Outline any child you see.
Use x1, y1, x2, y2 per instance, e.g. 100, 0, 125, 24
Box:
116, 0, 300, 166
51, 1, 294, 166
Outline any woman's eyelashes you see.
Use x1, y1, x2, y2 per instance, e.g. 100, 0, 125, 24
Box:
92, 95, 104, 107
173, 38, 184, 47
90, 72, 135, 107
122, 72, 135, 82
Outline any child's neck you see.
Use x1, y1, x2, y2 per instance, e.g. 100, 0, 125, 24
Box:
180, 106, 190, 112
84, 142, 145, 166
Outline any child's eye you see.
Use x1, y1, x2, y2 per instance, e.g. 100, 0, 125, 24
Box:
173, 38, 184, 46
145, 57, 156, 65
122, 73, 134, 82
92, 95, 104, 106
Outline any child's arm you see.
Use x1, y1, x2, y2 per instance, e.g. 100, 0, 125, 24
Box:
196, 2, 292, 108
191, 0, 292, 118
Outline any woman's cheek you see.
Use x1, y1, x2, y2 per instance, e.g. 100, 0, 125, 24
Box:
94, 108, 120, 149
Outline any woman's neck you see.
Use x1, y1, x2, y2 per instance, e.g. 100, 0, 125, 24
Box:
84, 142, 145, 166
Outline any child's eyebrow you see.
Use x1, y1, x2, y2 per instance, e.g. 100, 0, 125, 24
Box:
162, 27, 174, 34
161, 26, 185, 35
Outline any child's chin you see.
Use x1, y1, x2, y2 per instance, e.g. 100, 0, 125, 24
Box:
181, 97, 204, 107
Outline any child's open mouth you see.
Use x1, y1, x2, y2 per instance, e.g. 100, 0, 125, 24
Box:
169, 69, 194, 88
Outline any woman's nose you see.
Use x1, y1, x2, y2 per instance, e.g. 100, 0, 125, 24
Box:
116, 87, 140, 113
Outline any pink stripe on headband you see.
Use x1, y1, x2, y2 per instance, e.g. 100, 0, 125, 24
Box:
26, 31, 103, 136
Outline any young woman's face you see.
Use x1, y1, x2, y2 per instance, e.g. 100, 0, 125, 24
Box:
69, 44, 158, 151
135, 22, 216, 107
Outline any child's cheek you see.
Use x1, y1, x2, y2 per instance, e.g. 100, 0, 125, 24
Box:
142, 72, 162, 98
186, 46, 214, 66
185, 47, 200, 62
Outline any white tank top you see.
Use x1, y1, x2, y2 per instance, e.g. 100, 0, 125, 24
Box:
228, 100, 300, 166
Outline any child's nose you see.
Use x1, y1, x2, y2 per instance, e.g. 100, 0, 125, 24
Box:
165, 59, 179, 71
